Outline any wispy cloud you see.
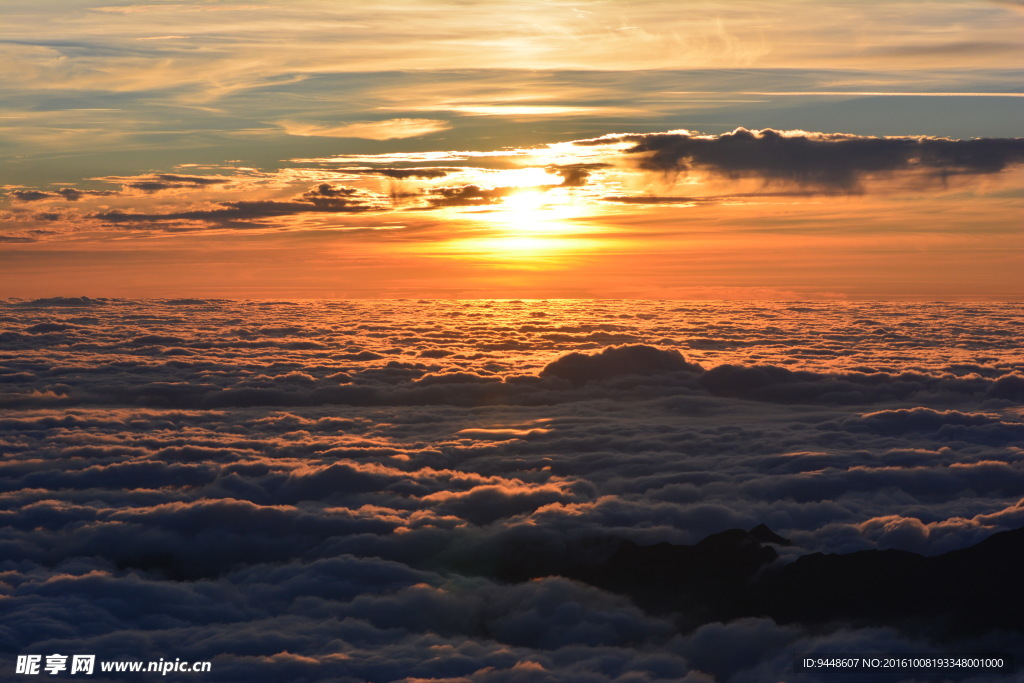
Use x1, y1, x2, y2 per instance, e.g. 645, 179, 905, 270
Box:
6, 1, 1021, 100
398, 104, 648, 118
277, 118, 452, 140
668, 90, 1024, 98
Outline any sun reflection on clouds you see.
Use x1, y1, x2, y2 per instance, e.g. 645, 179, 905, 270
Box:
493, 167, 564, 188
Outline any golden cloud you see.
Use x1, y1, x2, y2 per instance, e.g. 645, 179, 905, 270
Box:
278, 118, 452, 140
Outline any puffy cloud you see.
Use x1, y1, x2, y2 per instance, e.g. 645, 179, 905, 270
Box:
90, 182, 378, 229
426, 185, 519, 207
546, 163, 610, 187
8, 188, 118, 202
613, 128, 1024, 190
126, 174, 232, 192
95, 199, 367, 225
11, 295, 106, 307
9, 190, 57, 202
540, 345, 703, 385
372, 168, 457, 180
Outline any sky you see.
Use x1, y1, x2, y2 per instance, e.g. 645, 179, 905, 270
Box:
1, 0, 1023, 299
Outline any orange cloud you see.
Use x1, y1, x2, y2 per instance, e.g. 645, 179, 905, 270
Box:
278, 118, 452, 140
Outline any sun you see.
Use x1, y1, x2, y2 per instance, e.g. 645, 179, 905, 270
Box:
422, 183, 611, 263
500, 189, 549, 228
486, 187, 589, 236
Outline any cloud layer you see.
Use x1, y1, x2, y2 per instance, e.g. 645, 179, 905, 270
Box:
2, 299, 1022, 681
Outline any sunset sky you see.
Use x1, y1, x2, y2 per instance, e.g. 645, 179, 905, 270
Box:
2, 0, 1022, 299
5, 5, 1024, 679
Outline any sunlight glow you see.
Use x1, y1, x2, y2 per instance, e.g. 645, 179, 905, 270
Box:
482, 189, 588, 233
498, 167, 564, 188
502, 188, 547, 214
437, 235, 595, 261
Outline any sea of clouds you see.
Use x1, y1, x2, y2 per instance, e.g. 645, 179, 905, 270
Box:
2, 298, 1022, 682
